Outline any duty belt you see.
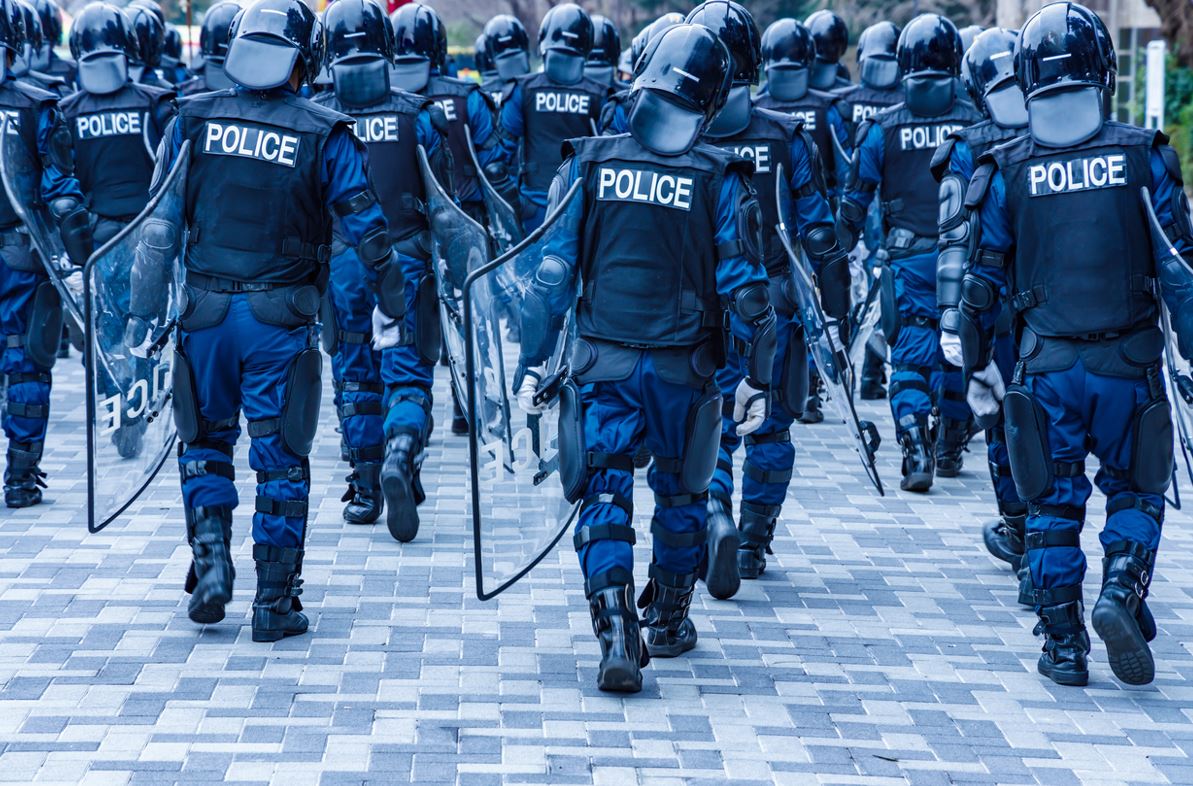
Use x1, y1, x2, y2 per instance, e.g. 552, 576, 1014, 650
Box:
187, 229, 331, 265
186, 272, 292, 293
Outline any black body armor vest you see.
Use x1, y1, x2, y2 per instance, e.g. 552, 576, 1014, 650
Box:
0, 80, 55, 228
991, 122, 1161, 339
834, 83, 901, 131
570, 134, 747, 348
753, 87, 839, 186
178, 88, 350, 285
315, 89, 428, 241
425, 75, 489, 203
61, 82, 172, 219
519, 72, 605, 193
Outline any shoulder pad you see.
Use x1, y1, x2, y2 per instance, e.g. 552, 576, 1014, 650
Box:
560, 137, 581, 161
796, 126, 818, 160
964, 161, 996, 209
426, 102, 450, 136
1158, 143, 1184, 186
929, 135, 958, 183
853, 118, 874, 148
726, 154, 756, 179
11, 79, 57, 107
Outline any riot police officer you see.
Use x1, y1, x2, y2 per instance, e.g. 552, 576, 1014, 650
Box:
931, 27, 1029, 582
162, 26, 190, 85
834, 20, 905, 401
480, 14, 529, 102
178, 1, 239, 96
585, 15, 622, 88
804, 10, 852, 91
316, 0, 447, 540
154, 0, 403, 641
0, 0, 83, 507
126, 2, 172, 88
13, 0, 64, 95
960, 2, 1193, 688
958, 25, 983, 52
517, 23, 774, 693
30, 0, 71, 85
836, 14, 981, 492
690, 0, 850, 599
597, 13, 679, 136
753, 17, 850, 422
474, 33, 501, 99
498, 3, 609, 233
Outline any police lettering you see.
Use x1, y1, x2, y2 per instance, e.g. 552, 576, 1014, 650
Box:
1027, 154, 1128, 196
76, 110, 143, 139
787, 109, 816, 131
596, 166, 693, 211
899, 124, 964, 150
1, 109, 19, 135
433, 99, 458, 122
202, 121, 300, 168
727, 144, 771, 174
534, 91, 591, 114
354, 114, 399, 143
852, 103, 880, 124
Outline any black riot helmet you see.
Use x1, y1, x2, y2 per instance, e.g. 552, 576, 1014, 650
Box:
685, 1, 760, 87
12, 0, 39, 76
629, 22, 731, 156
855, 21, 900, 89
760, 18, 813, 101
805, 9, 847, 89
962, 28, 1026, 128
32, 0, 57, 46
130, 0, 165, 26
200, 1, 239, 62
127, 3, 164, 69
70, 2, 133, 93
630, 12, 680, 72
0, 0, 22, 70
897, 14, 962, 116
482, 14, 529, 82
224, 0, 324, 91
389, 2, 444, 92
163, 25, 183, 65
1016, 2, 1110, 147
958, 24, 983, 52
475, 32, 494, 73
1081, 3, 1117, 101
325, 0, 393, 107
538, 3, 592, 85
585, 14, 619, 86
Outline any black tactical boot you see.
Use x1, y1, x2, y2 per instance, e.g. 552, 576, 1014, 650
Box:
1092, 541, 1157, 685
587, 576, 648, 693
185, 505, 234, 625
799, 376, 824, 424
639, 568, 698, 658
56, 326, 70, 358
982, 509, 1027, 569
860, 349, 887, 400
341, 461, 383, 524
251, 544, 309, 642
737, 501, 780, 579
934, 417, 971, 478
896, 416, 934, 493
703, 492, 740, 600
111, 418, 146, 460
450, 390, 469, 436
1032, 585, 1090, 687
381, 433, 425, 543
4, 441, 46, 508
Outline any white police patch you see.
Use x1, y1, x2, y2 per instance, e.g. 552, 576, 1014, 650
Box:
1, 109, 20, 135
354, 114, 399, 144
534, 91, 590, 114
76, 110, 142, 139
786, 109, 817, 131
899, 124, 964, 150
202, 121, 299, 168
596, 166, 694, 211
852, 103, 881, 124
725, 144, 771, 174
433, 98, 458, 122
1028, 154, 1127, 197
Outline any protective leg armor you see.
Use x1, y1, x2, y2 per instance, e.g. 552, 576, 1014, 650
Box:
737, 501, 780, 579
1092, 539, 1157, 685
185, 505, 235, 625
703, 490, 740, 601
251, 543, 308, 642
897, 414, 934, 493
585, 568, 648, 693
1032, 584, 1091, 687
638, 564, 699, 658
24, 282, 62, 370
4, 440, 46, 508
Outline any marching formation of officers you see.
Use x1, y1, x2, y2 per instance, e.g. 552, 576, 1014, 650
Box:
0, 0, 1190, 696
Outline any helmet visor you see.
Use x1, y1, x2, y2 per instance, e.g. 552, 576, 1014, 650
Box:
1028, 85, 1103, 147
583, 63, 614, 86
333, 55, 391, 107
628, 89, 704, 156
389, 56, 430, 92
860, 56, 899, 89
765, 64, 808, 101
225, 34, 300, 90
204, 62, 234, 90
902, 75, 954, 116
78, 52, 129, 94
494, 50, 528, 81
544, 50, 585, 84
985, 82, 1027, 128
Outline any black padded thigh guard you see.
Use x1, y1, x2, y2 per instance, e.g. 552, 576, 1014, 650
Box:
1003, 384, 1052, 503
414, 272, 442, 366
880, 268, 900, 346
24, 281, 62, 370
557, 380, 587, 503
1132, 395, 1174, 494
681, 389, 722, 494
172, 347, 201, 444
281, 348, 323, 457
779, 322, 809, 417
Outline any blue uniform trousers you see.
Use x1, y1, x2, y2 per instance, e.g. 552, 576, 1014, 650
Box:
379, 252, 436, 442
0, 255, 50, 447
328, 247, 384, 465
987, 331, 1022, 514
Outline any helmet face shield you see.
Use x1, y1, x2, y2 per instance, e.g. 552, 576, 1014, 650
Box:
706, 83, 751, 137
583, 63, 614, 86
628, 89, 705, 155
389, 55, 429, 91
902, 74, 955, 116
985, 81, 1027, 127
1028, 84, 1104, 146
544, 49, 585, 84
494, 49, 528, 80
204, 61, 234, 89
333, 54, 390, 106
78, 50, 128, 93
225, 34, 300, 90
860, 55, 899, 89
765, 63, 808, 101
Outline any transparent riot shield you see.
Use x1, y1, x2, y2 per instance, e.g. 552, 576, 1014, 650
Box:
463, 125, 523, 253
0, 116, 84, 332
83, 141, 190, 532
776, 165, 884, 495
418, 144, 488, 406
463, 180, 584, 599
1143, 187, 1193, 489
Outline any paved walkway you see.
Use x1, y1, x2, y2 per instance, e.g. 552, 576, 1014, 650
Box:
2, 360, 1192, 785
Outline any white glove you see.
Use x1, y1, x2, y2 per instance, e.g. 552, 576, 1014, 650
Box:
966, 361, 1006, 424
62, 269, 84, 301
733, 379, 768, 436
516, 365, 547, 415
940, 330, 963, 368
371, 306, 403, 350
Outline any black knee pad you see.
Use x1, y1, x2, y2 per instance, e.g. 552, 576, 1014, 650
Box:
557, 379, 587, 503
1131, 396, 1173, 494
319, 293, 338, 355
172, 348, 201, 444
281, 348, 323, 457
681, 390, 722, 494
414, 273, 442, 366
778, 324, 808, 417
1003, 384, 1052, 502
880, 271, 899, 346
24, 281, 62, 370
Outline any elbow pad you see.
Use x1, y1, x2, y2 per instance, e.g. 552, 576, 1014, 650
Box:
804, 225, 850, 320
733, 283, 777, 387
936, 173, 971, 312
958, 273, 996, 373
519, 255, 570, 364
373, 250, 407, 320
53, 199, 92, 267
